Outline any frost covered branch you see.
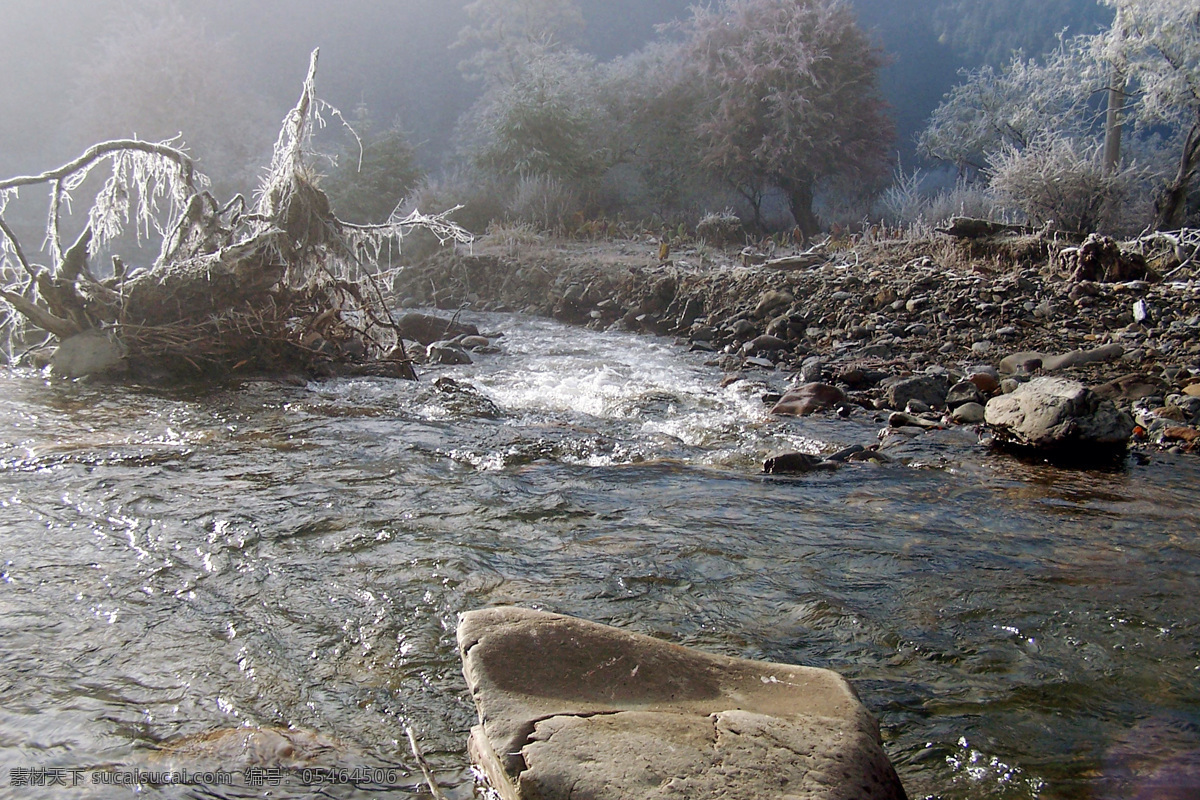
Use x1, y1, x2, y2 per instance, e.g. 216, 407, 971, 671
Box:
0, 48, 469, 379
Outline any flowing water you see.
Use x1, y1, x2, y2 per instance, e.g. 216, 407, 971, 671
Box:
1, 314, 1198, 799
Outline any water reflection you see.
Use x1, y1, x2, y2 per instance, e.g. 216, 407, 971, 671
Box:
1, 315, 1198, 799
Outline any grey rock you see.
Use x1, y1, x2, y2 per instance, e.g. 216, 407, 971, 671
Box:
888, 411, 940, 429
951, 402, 986, 424
999, 343, 1124, 374
396, 312, 479, 345
745, 334, 789, 354
946, 380, 985, 409
753, 291, 794, 318
1133, 299, 1152, 325
800, 356, 825, 383
744, 356, 776, 370
883, 374, 950, 411
730, 319, 757, 338
459, 335, 493, 350
50, 329, 126, 378
459, 607, 907, 800
984, 376, 1134, 453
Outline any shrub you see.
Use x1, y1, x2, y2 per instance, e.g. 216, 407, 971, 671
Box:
988, 135, 1152, 235
876, 169, 1007, 229
695, 209, 745, 247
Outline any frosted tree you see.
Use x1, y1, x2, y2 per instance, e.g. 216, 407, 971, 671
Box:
922, 0, 1200, 232
678, 0, 893, 236
455, 0, 585, 87
1097, 0, 1200, 228
70, 2, 273, 195
595, 42, 711, 219
918, 42, 1107, 175
462, 48, 606, 185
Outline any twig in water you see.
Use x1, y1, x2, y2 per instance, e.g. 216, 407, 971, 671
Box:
405, 726, 448, 800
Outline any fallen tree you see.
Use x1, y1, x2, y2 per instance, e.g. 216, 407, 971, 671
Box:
0, 49, 471, 380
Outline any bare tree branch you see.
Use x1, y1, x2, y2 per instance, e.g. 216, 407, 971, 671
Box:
0, 139, 197, 194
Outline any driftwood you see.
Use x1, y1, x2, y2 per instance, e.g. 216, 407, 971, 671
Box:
761, 242, 829, 270
0, 49, 471, 380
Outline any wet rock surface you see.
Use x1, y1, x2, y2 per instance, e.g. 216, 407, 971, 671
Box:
984, 377, 1135, 454
459, 606, 908, 800
399, 233, 1200, 457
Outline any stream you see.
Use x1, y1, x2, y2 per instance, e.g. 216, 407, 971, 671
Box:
1, 313, 1198, 799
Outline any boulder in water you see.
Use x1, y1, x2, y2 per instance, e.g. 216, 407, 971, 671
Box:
763, 451, 838, 474
984, 376, 1134, 454
458, 606, 907, 800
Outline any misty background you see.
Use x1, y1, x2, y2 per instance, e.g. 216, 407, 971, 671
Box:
1, 0, 1110, 180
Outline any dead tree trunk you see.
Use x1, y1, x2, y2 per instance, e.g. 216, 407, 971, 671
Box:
0, 49, 471, 380
1154, 117, 1200, 231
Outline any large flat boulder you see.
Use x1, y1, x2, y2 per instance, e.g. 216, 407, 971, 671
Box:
984, 376, 1134, 453
458, 607, 907, 800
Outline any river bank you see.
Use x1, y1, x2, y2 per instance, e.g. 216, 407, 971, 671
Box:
397, 229, 1200, 456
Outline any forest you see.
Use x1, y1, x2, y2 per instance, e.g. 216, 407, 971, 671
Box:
1, 0, 1197, 376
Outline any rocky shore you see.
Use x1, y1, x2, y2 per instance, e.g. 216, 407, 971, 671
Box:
396, 228, 1200, 459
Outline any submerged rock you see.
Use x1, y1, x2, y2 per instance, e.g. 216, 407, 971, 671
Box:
763, 451, 839, 474
459, 607, 907, 800
984, 376, 1134, 454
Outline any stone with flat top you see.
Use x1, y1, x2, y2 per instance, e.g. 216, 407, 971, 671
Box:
458, 606, 908, 800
